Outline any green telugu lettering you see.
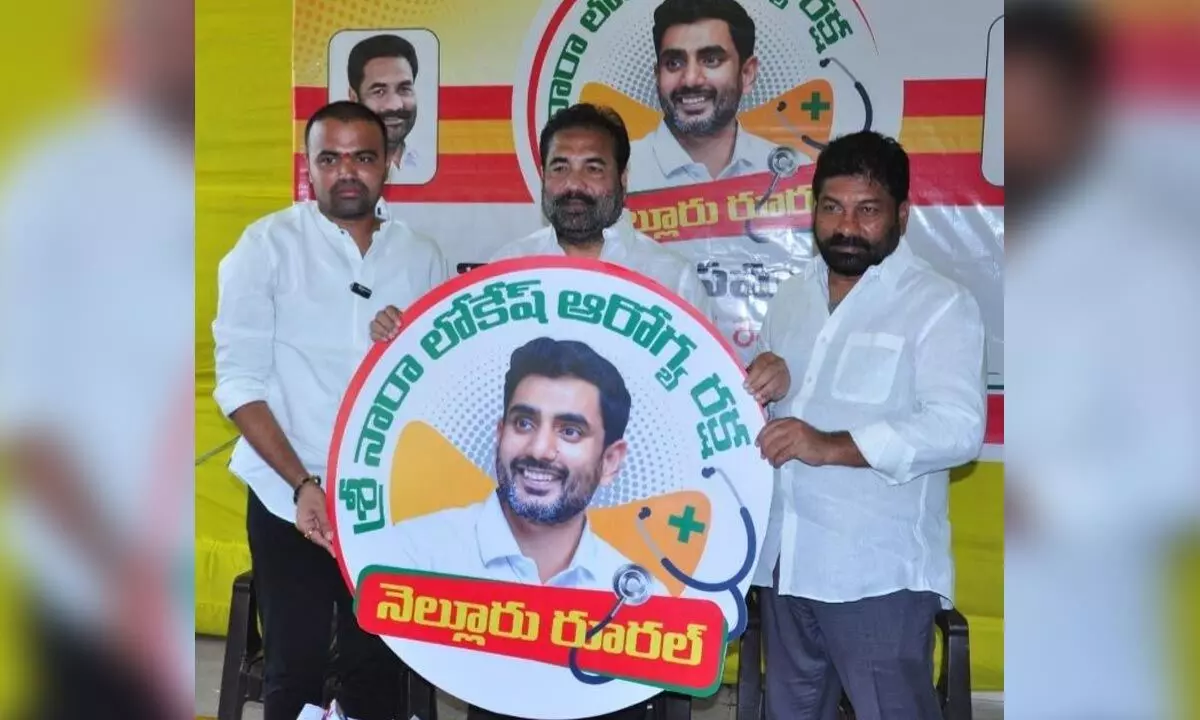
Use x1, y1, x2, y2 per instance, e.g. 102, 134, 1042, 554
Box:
798, 0, 854, 54
354, 354, 425, 468
420, 280, 550, 361
339, 476, 385, 535
556, 289, 696, 391
690, 373, 751, 460
547, 34, 588, 118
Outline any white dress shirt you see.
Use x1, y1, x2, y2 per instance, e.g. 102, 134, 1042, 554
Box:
381, 491, 652, 592
489, 210, 715, 321
752, 240, 986, 605
212, 200, 450, 522
627, 120, 800, 193
387, 144, 435, 185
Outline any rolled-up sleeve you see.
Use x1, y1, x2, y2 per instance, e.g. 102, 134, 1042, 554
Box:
850, 289, 986, 485
212, 230, 276, 417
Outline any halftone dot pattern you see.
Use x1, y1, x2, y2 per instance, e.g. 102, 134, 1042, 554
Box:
402, 341, 688, 509
587, 1, 822, 112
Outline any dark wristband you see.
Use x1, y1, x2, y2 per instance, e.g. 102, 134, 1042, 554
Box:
293, 475, 322, 504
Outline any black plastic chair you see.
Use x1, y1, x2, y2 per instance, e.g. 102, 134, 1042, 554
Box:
216, 570, 439, 720
735, 589, 973, 720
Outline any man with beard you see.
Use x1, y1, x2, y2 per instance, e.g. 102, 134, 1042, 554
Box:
383, 336, 646, 593
347, 33, 432, 184
212, 101, 448, 720
626, 0, 793, 193
368, 103, 712, 342
742, 131, 986, 720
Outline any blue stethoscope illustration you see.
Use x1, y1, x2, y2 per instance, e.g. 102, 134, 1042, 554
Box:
746, 57, 874, 244
568, 466, 757, 685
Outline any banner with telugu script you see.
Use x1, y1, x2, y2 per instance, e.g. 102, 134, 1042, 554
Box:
328, 259, 774, 717
291, 0, 1005, 459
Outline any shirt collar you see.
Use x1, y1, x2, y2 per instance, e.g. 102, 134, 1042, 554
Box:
307, 198, 392, 234
474, 491, 603, 582
392, 145, 419, 170
651, 120, 759, 178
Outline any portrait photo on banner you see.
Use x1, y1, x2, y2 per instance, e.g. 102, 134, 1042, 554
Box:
327, 28, 440, 185
330, 260, 773, 717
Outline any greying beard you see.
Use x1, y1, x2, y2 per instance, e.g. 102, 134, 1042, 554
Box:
542, 186, 625, 246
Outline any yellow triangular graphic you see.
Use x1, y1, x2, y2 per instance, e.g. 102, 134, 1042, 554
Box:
389, 420, 492, 524
579, 82, 661, 141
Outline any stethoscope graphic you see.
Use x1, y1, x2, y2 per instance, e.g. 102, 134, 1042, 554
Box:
568, 466, 757, 685
746, 57, 874, 245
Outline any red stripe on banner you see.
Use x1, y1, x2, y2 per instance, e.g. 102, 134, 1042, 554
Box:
293, 86, 513, 121
440, 86, 512, 120
903, 79, 986, 117
292, 152, 998, 206
294, 86, 328, 120
910, 153, 1003, 206
294, 153, 533, 204
984, 393, 1003, 446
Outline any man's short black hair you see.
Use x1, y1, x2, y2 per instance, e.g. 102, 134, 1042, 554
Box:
539, 103, 632, 175
304, 100, 388, 154
503, 337, 631, 448
652, 0, 756, 65
347, 34, 419, 95
1006, 0, 1103, 99
812, 131, 910, 206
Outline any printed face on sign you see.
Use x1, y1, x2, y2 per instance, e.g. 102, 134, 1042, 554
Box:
329, 259, 775, 718
352, 55, 419, 154
495, 340, 630, 534
655, 17, 758, 139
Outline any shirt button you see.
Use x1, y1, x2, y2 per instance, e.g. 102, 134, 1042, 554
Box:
805, 377, 814, 385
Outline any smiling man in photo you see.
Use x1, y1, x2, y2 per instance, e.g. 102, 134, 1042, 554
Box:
627, 0, 791, 192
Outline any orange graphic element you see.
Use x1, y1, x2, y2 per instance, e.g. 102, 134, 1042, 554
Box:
357, 567, 728, 695
389, 421, 493, 523
388, 421, 710, 595
579, 79, 836, 161
589, 493, 711, 598
738, 79, 835, 161
579, 82, 662, 141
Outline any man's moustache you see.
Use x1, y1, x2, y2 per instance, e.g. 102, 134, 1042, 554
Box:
826, 233, 872, 251
554, 192, 596, 207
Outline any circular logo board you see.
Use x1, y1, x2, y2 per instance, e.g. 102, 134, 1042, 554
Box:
329, 258, 773, 719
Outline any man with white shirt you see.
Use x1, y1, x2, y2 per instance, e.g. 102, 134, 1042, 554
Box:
627, 0, 795, 193
212, 100, 449, 720
369, 103, 713, 342
383, 337, 647, 596
347, 34, 433, 184
743, 131, 986, 720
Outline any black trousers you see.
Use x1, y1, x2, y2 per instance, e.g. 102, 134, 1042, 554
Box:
247, 490, 404, 720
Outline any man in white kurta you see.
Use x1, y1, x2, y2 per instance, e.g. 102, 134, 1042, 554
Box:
745, 131, 986, 720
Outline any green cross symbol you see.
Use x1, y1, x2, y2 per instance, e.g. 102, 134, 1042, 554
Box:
668, 505, 707, 544
800, 91, 831, 121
